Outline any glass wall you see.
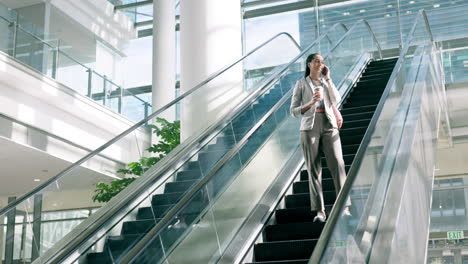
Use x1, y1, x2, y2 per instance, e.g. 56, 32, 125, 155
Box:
0, 2, 151, 122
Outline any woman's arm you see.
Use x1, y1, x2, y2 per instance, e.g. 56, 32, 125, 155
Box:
332, 104, 343, 129
290, 80, 318, 117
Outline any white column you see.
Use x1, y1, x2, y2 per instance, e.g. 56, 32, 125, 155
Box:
152, 0, 176, 121
180, 0, 243, 140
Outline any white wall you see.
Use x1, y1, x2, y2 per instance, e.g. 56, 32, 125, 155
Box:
0, 51, 150, 175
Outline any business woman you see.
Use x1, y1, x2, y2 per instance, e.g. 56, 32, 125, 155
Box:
290, 53, 349, 222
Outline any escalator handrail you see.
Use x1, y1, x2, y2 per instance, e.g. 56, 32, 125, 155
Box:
35, 24, 348, 264
0, 31, 304, 216
308, 9, 434, 264
326, 19, 382, 60
119, 20, 373, 264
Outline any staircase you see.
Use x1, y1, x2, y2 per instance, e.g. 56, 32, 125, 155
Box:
85, 72, 303, 263
246, 58, 398, 264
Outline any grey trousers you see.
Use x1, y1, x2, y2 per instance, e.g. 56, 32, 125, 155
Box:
300, 113, 348, 212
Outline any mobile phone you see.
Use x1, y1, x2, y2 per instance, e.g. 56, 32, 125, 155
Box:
321, 66, 328, 75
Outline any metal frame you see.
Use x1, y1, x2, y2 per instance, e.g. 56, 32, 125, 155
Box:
308, 9, 436, 264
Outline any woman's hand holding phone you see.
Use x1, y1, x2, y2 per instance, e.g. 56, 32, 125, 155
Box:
321, 65, 330, 78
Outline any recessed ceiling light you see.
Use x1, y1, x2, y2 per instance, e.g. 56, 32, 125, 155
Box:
434, 4, 440, 7
360, 9, 366, 13
34, 179, 41, 182
409, 1, 415, 3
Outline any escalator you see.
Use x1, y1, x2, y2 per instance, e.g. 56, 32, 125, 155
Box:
0, 24, 351, 264
243, 11, 448, 264
112, 11, 447, 264
245, 58, 398, 263
46, 20, 379, 264
85, 71, 302, 263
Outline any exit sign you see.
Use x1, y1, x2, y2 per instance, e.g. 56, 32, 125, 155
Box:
447, 231, 464, 240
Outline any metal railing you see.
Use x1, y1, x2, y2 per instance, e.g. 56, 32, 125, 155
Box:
309, 9, 450, 263
0, 5, 151, 121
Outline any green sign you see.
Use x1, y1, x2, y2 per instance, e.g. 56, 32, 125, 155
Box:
447, 231, 464, 240
335, 240, 346, 247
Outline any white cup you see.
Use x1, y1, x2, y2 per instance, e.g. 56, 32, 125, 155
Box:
314, 87, 323, 101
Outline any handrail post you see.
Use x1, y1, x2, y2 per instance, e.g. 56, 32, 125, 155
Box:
31, 194, 43, 261
363, 20, 383, 59
11, 19, 18, 58
144, 102, 149, 124
52, 40, 60, 79
118, 87, 123, 114
421, 10, 434, 42
5, 197, 16, 264
103, 75, 108, 106
87, 69, 93, 97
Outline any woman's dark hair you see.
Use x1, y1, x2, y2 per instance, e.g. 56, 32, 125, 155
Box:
304, 53, 319, 78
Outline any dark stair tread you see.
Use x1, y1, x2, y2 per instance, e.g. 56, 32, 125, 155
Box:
164, 180, 197, 193
293, 179, 335, 194
264, 221, 325, 242
254, 239, 318, 262
246, 260, 308, 264
275, 206, 333, 224
340, 104, 377, 115
285, 192, 336, 208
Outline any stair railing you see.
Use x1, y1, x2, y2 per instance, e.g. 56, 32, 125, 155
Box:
309, 9, 451, 263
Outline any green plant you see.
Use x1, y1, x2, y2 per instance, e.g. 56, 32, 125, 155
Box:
92, 118, 180, 203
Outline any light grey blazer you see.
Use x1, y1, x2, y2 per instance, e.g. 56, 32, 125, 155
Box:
290, 76, 341, 131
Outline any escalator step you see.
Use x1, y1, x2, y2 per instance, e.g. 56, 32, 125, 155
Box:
341, 134, 365, 145
105, 235, 141, 259
339, 126, 367, 137
293, 179, 334, 194
340, 119, 371, 130
285, 191, 336, 208
320, 154, 355, 168
151, 192, 185, 207
275, 206, 333, 224
299, 165, 351, 181
246, 260, 308, 264
341, 111, 374, 121
137, 204, 173, 219
359, 72, 391, 81
87, 252, 112, 264
253, 239, 318, 262
345, 95, 382, 105
340, 104, 377, 115
121, 219, 156, 235
164, 180, 197, 193
342, 144, 360, 156
176, 169, 202, 181
264, 222, 325, 242
185, 161, 200, 171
